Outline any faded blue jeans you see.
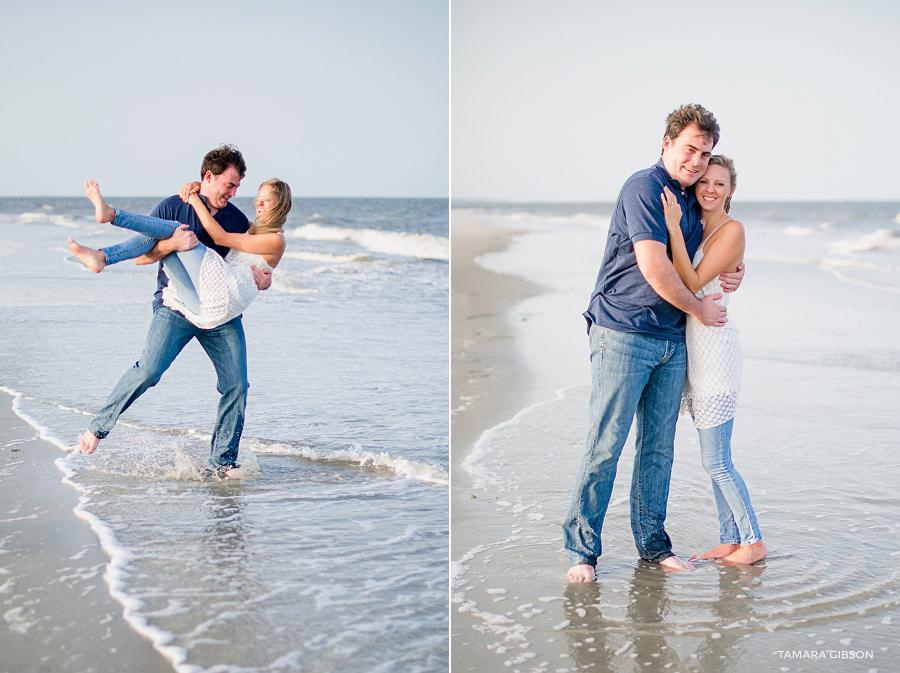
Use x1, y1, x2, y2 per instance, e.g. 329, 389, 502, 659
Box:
697, 419, 761, 545
563, 325, 686, 565
101, 209, 207, 315
88, 307, 248, 470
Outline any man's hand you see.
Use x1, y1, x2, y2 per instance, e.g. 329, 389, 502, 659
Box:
178, 182, 202, 203
719, 262, 745, 293
695, 294, 727, 327
132, 224, 198, 265
252, 266, 272, 291
167, 224, 199, 252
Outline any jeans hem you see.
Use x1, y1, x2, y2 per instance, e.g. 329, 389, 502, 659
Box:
567, 555, 596, 568
643, 551, 674, 563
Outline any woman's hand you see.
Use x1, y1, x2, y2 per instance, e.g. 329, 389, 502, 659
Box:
661, 186, 682, 233
178, 182, 201, 203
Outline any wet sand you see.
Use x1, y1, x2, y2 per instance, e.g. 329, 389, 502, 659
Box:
0, 391, 172, 673
451, 216, 548, 557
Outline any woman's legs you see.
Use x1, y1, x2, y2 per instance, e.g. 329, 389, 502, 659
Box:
110, 210, 208, 314
697, 419, 761, 544
695, 419, 766, 563
77, 181, 210, 311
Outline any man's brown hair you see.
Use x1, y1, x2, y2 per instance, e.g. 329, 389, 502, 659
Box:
200, 144, 247, 179
663, 104, 720, 148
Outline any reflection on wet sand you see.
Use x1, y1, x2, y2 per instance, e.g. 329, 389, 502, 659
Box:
562, 561, 767, 671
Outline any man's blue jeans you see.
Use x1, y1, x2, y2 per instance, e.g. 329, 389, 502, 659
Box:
88, 306, 249, 469
563, 325, 686, 565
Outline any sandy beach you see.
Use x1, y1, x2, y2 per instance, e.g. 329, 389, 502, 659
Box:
450, 204, 900, 673
0, 390, 171, 673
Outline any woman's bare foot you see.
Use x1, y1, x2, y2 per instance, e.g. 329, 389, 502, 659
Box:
68, 237, 106, 273
690, 544, 740, 561
567, 563, 595, 582
83, 180, 115, 223
722, 541, 767, 565
658, 555, 695, 571
78, 429, 100, 454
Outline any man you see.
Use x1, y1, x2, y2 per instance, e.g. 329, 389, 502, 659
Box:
77, 144, 271, 478
562, 104, 744, 580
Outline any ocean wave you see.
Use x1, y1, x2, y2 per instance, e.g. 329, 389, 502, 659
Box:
288, 223, 448, 260
830, 228, 900, 254
784, 223, 830, 236
282, 250, 371, 264
242, 438, 448, 485
18, 211, 90, 229
453, 208, 611, 228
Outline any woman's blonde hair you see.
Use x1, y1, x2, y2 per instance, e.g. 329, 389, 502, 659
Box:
707, 155, 737, 213
251, 178, 292, 234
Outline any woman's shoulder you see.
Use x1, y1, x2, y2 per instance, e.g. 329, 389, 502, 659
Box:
703, 218, 745, 257
711, 218, 745, 239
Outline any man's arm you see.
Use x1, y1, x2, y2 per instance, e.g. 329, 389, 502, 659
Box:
634, 240, 726, 327
132, 225, 198, 265
719, 263, 745, 293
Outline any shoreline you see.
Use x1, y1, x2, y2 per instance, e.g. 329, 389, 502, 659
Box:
450, 217, 547, 555
0, 389, 171, 673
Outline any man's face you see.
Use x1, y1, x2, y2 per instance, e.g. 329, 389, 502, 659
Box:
202, 165, 242, 210
661, 123, 714, 188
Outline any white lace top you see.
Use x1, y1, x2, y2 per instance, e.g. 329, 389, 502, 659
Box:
681, 239, 742, 429
163, 248, 270, 330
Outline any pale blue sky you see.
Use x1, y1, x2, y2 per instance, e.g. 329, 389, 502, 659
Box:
0, 0, 448, 197
452, 0, 900, 202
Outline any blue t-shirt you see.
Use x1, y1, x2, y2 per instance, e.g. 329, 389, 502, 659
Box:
583, 160, 703, 342
151, 195, 250, 310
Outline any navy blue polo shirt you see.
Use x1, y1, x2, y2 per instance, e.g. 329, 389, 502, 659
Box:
151, 195, 250, 310
583, 160, 703, 342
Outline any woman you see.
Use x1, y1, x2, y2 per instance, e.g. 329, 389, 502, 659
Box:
661, 155, 766, 565
69, 179, 290, 329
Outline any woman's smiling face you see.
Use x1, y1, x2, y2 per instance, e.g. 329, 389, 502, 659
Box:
254, 185, 276, 221
694, 163, 734, 213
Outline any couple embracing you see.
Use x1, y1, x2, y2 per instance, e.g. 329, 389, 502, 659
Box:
564, 104, 766, 581
69, 144, 292, 479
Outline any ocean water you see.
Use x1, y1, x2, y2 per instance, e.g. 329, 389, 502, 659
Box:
0, 195, 448, 672
452, 202, 900, 672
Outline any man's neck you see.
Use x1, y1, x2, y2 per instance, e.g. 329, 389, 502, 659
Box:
198, 192, 219, 216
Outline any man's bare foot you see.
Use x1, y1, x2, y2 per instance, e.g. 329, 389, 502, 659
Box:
68, 237, 106, 273
567, 563, 595, 582
658, 555, 695, 571
83, 180, 115, 223
722, 541, 767, 565
78, 429, 100, 455
690, 543, 740, 561
223, 467, 241, 479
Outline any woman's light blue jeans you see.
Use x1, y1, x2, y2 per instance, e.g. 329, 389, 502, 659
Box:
563, 325, 686, 566
101, 210, 207, 315
696, 419, 761, 545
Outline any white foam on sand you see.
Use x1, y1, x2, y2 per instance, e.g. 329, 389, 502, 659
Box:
289, 223, 449, 260
0, 387, 198, 673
